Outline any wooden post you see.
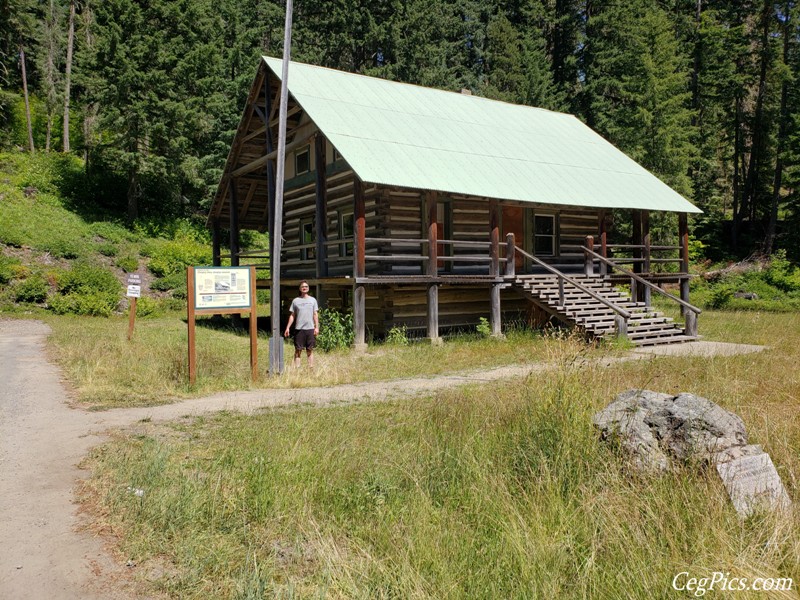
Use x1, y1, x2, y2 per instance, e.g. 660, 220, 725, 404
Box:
685, 309, 698, 337
505, 233, 515, 278
584, 235, 594, 276
314, 134, 328, 279
642, 210, 651, 307
187, 267, 196, 386
249, 265, 258, 381
353, 178, 367, 350
614, 314, 628, 340
679, 212, 690, 313
632, 209, 642, 302
426, 191, 440, 343
212, 218, 221, 266
127, 297, 137, 341
489, 200, 501, 336
559, 277, 565, 307
599, 210, 608, 276
228, 180, 240, 266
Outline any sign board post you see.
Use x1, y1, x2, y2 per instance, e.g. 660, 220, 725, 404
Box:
126, 273, 142, 341
187, 265, 258, 385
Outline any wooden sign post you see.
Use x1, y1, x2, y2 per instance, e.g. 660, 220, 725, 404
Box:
126, 273, 142, 341
187, 265, 258, 386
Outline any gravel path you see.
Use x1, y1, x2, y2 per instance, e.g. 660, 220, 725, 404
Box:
0, 319, 765, 599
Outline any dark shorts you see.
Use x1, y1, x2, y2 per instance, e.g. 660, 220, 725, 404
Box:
294, 329, 316, 350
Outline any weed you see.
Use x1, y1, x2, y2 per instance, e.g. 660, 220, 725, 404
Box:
14, 276, 48, 303
317, 309, 354, 352
476, 316, 492, 337
385, 325, 409, 345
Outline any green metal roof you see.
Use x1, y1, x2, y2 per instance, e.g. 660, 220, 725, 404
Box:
264, 57, 701, 214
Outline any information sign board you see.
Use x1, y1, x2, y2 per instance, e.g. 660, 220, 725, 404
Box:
192, 267, 252, 311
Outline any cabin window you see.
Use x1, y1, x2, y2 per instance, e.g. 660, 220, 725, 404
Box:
533, 214, 556, 256
295, 146, 310, 175
339, 211, 354, 257
300, 218, 315, 261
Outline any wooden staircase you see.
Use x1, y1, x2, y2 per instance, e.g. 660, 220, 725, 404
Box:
509, 274, 698, 347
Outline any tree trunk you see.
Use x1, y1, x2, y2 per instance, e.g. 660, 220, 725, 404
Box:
20, 46, 35, 153
765, 2, 791, 254
739, 0, 772, 236
63, 0, 75, 152
127, 164, 139, 223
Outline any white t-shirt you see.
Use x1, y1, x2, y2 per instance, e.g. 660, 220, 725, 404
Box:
290, 296, 318, 330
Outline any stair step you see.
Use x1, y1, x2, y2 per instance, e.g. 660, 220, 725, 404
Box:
633, 335, 698, 347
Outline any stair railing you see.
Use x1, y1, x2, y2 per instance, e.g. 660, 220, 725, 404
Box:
582, 245, 701, 337
513, 245, 632, 339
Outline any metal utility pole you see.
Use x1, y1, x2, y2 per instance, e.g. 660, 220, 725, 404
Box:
269, 0, 294, 375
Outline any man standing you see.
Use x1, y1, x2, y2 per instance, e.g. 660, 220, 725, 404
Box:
284, 280, 319, 368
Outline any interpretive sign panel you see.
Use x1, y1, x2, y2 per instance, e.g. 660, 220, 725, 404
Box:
193, 267, 252, 311
186, 265, 258, 385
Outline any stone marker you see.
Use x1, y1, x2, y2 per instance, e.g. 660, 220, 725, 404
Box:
594, 390, 792, 517
715, 447, 792, 517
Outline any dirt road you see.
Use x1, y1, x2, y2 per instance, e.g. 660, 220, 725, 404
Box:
0, 319, 765, 599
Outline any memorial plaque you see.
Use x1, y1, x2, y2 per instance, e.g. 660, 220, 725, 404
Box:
716, 449, 791, 517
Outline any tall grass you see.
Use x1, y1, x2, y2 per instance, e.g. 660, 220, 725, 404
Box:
82, 312, 800, 598
46, 314, 597, 408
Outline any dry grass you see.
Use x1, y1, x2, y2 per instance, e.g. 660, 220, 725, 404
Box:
45, 313, 603, 409
79, 310, 800, 598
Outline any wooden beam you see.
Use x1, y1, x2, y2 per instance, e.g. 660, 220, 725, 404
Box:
239, 181, 257, 220
212, 218, 221, 266
270, 104, 301, 127
353, 178, 366, 349
642, 210, 651, 307
229, 180, 240, 266
489, 200, 500, 277
426, 191, 438, 277
231, 122, 316, 178
679, 212, 690, 310
314, 134, 328, 278
599, 209, 608, 276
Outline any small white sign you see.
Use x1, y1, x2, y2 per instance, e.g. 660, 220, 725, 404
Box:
127, 285, 141, 298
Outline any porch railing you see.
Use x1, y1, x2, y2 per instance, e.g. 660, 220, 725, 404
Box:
513, 244, 632, 338
582, 243, 700, 337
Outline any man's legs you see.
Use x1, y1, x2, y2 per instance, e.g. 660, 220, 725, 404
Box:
306, 348, 314, 368
294, 348, 302, 368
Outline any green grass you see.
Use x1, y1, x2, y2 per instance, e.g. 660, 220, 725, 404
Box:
81, 311, 800, 598
44, 312, 600, 408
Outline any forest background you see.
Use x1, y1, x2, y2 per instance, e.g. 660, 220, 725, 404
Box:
2, 0, 800, 261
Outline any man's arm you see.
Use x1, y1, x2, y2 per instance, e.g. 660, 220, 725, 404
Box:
313, 310, 319, 335
284, 312, 294, 337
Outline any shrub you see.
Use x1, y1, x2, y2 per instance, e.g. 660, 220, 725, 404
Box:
116, 255, 139, 273
145, 235, 211, 277
476, 317, 492, 337
385, 325, 409, 345
150, 272, 187, 298
14, 276, 48, 303
707, 285, 733, 309
131, 296, 160, 318
317, 308, 354, 352
97, 242, 118, 257
49, 292, 115, 317
0, 256, 21, 284
90, 221, 139, 244
58, 262, 121, 296
50, 263, 121, 316
765, 250, 800, 292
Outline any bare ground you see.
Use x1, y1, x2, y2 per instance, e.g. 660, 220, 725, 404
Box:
0, 319, 765, 599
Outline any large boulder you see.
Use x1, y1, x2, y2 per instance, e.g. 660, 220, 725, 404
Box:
593, 390, 748, 472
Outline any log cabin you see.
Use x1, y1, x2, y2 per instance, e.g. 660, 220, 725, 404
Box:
207, 57, 703, 347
